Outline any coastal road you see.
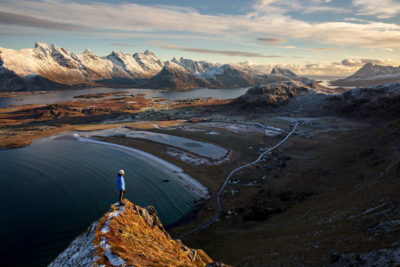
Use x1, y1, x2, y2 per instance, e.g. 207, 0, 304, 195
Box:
179, 122, 300, 238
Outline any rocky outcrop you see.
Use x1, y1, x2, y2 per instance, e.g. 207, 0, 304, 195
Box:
231, 81, 315, 108
50, 200, 226, 266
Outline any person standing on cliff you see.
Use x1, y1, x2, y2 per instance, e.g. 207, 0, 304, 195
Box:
117, 169, 126, 205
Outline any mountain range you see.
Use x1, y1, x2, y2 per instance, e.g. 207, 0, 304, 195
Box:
331, 63, 400, 87
0, 42, 309, 91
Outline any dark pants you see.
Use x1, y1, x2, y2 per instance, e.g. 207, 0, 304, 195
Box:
119, 190, 126, 204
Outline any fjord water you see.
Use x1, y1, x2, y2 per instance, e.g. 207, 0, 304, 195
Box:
0, 86, 250, 107
0, 136, 199, 266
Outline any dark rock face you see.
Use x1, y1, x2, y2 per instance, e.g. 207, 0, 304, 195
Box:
146, 61, 209, 90
0, 68, 65, 91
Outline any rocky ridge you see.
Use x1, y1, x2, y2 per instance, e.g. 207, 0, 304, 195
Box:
231, 80, 321, 108
50, 200, 227, 267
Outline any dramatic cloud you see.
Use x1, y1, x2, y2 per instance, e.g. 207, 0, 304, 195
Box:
353, 0, 400, 19
0, 0, 399, 49
0, 11, 89, 31
257, 37, 286, 45
154, 42, 282, 58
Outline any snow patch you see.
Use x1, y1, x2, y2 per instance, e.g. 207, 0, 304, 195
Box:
48, 221, 99, 266
99, 204, 126, 266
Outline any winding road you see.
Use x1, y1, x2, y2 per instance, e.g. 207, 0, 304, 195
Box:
179, 122, 300, 238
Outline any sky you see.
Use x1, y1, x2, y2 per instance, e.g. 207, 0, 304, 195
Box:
0, 0, 399, 76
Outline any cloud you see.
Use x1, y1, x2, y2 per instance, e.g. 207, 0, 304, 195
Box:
0, 0, 399, 49
110, 43, 135, 47
0, 11, 89, 31
153, 42, 282, 58
285, 57, 398, 76
257, 37, 286, 45
306, 47, 339, 52
235, 57, 398, 76
341, 58, 394, 66
257, 0, 279, 7
353, 0, 400, 19
252, 0, 349, 15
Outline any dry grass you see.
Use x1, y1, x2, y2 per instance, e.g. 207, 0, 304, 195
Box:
94, 201, 214, 267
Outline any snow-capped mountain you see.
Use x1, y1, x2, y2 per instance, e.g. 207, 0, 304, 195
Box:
231, 61, 272, 75
0, 42, 164, 90
0, 42, 310, 91
331, 63, 400, 87
146, 61, 209, 90
172, 59, 309, 88
171, 57, 219, 74
271, 67, 298, 78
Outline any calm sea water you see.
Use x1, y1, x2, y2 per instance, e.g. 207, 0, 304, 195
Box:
0, 136, 199, 266
0, 87, 250, 108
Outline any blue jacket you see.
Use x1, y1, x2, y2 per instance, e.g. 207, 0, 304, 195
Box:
116, 175, 125, 191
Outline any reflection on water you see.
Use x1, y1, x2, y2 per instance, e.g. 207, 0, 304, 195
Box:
0, 137, 198, 266
0, 87, 250, 107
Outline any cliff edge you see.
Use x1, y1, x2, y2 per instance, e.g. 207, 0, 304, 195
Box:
49, 200, 226, 266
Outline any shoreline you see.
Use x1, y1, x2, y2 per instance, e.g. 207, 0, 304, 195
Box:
78, 127, 229, 160
74, 133, 211, 230
74, 133, 210, 201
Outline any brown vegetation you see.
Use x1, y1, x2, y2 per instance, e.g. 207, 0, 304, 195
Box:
94, 201, 219, 267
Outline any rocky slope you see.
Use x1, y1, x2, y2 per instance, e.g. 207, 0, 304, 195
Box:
325, 82, 400, 118
50, 200, 226, 266
331, 63, 400, 87
231, 80, 400, 118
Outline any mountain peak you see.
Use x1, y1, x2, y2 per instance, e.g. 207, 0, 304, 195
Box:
331, 63, 400, 87
110, 50, 124, 56
83, 48, 93, 54
144, 49, 155, 56
271, 67, 297, 77
50, 200, 227, 266
34, 41, 50, 49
